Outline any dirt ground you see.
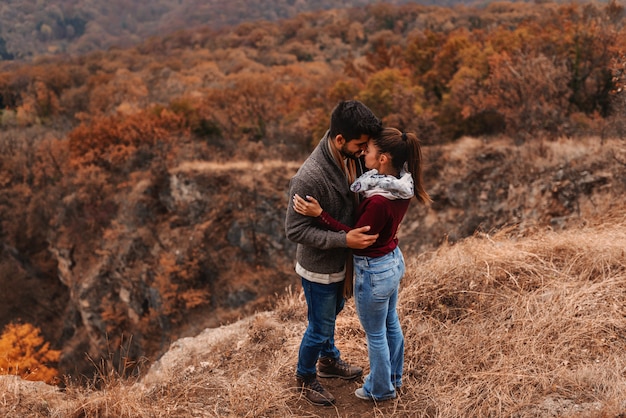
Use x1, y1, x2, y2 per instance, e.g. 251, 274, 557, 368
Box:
292, 375, 415, 418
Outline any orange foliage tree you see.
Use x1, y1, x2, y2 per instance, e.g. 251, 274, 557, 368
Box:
0, 322, 60, 384
150, 252, 210, 319
461, 51, 571, 141
67, 106, 186, 169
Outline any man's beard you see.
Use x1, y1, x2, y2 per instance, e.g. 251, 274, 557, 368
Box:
340, 143, 362, 160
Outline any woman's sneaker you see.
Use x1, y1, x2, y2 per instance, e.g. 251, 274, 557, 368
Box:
296, 375, 336, 406
317, 357, 363, 380
355, 387, 397, 402
355, 387, 373, 400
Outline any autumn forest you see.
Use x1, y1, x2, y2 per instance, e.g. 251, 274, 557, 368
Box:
1, 0, 626, 383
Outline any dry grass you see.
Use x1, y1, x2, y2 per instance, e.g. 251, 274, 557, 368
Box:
3, 216, 626, 417
399, 216, 626, 417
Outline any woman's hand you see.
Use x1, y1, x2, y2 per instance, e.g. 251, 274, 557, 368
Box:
292, 194, 323, 217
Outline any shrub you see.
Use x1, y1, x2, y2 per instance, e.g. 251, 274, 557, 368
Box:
0, 322, 60, 384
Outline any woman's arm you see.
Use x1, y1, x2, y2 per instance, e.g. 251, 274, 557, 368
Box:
293, 194, 352, 233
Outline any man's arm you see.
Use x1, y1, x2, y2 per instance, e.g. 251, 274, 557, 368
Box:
285, 177, 350, 250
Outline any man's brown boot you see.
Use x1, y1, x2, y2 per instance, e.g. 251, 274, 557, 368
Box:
317, 357, 363, 380
296, 375, 336, 406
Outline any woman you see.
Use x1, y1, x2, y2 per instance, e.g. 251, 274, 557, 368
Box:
293, 127, 430, 401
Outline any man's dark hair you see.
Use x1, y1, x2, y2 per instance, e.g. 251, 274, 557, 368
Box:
329, 100, 382, 141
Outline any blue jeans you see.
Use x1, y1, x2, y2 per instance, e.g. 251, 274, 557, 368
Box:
354, 246, 405, 401
296, 278, 345, 377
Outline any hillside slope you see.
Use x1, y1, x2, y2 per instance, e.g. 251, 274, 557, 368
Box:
2, 212, 626, 417
59, 135, 626, 377
0, 0, 601, 62
0, 0, 435, 60
1, 134, 623, 380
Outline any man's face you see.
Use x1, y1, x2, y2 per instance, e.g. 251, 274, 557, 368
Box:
339, 134, 370, 160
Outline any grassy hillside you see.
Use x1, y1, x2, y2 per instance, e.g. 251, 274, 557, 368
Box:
2, 213, 625, 417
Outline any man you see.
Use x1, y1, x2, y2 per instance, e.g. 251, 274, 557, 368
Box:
285, 100, 382, 406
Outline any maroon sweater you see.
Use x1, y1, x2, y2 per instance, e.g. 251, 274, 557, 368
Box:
318, 195, 411, 258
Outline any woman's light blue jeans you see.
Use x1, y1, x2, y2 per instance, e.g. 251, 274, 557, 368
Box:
354, 246, 405, 401
296, 278, 344, 378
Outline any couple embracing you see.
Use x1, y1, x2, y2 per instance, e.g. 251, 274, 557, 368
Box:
285, 100, 430, 406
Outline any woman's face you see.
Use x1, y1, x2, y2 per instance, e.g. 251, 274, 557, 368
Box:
363, 140, 382, 170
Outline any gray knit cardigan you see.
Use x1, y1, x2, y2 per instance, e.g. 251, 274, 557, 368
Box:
285, 132, 365, 275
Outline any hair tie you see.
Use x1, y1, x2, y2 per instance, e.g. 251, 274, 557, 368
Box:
401, 132, 407, 141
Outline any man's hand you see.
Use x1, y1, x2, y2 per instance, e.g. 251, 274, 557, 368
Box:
346, 225, 378, 249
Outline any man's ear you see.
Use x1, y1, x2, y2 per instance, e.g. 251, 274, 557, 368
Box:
333, 134, 346, 146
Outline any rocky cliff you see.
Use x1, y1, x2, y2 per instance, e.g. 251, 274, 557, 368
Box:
43, 159, 303, 376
